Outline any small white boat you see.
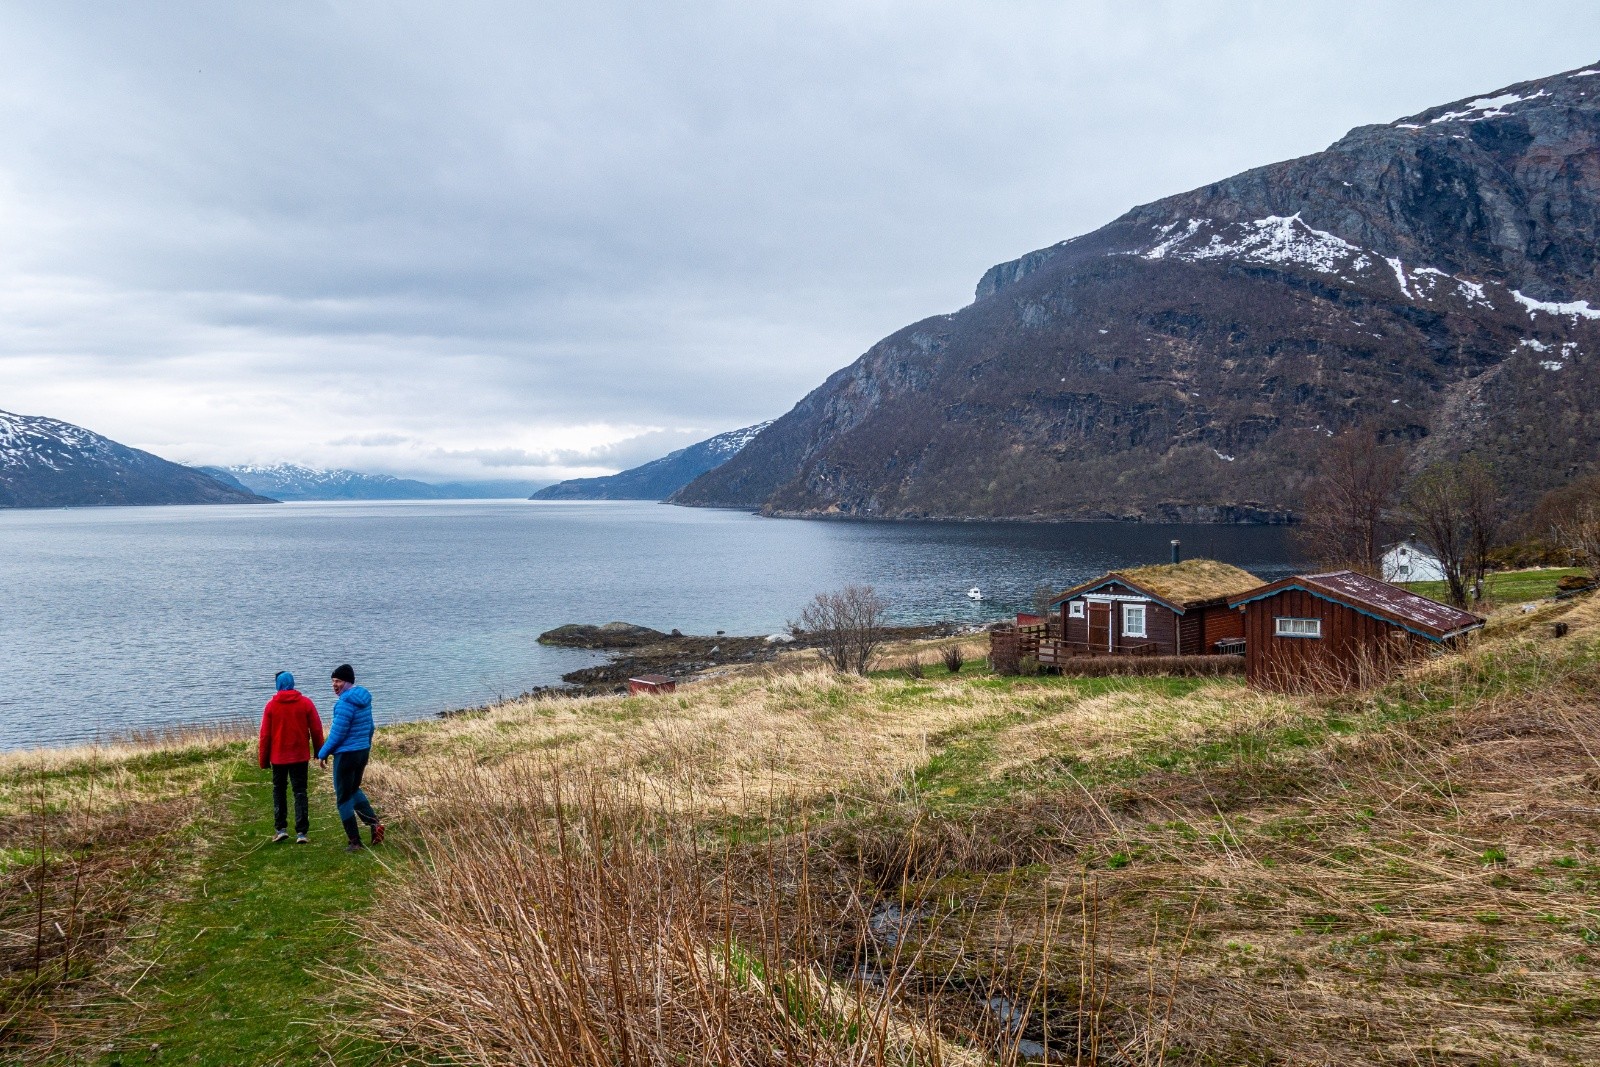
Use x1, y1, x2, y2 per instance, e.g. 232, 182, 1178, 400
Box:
967, 586, 984, 601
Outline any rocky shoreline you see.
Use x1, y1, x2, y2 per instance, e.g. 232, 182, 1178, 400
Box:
519, 620, 971, 699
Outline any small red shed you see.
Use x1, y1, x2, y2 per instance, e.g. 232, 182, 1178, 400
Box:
1048, 560, 1264, 656
1227, 570, 1484, 691
627, 674, 677, 695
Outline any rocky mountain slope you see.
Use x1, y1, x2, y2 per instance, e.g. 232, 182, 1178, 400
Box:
0, 410, 271, 508
676, 62, 1600, 521
533, 422, 771, 500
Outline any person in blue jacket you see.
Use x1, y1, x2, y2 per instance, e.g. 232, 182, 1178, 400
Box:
318, 663, 385, 852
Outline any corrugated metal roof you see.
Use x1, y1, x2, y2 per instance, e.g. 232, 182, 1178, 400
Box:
1230, 570, 1484, 639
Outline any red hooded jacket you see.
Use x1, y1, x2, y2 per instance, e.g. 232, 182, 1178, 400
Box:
258, 690, 326, 767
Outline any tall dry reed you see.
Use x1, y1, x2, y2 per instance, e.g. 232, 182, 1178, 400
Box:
350, 762, 1105, 1066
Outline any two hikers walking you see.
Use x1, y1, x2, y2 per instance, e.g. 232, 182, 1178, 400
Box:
257, 663, 384, 852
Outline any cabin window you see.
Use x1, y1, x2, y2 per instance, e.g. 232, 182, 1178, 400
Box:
1122, 603, 1147, 638
1275, 617, 1322, 638
1068, 601, 1085, 618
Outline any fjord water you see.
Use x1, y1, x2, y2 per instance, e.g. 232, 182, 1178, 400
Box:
0, 500, 1298, 749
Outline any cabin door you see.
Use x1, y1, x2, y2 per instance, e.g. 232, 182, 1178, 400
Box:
1087, 602, 1112, 652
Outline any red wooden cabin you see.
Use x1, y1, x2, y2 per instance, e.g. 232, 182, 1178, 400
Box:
627, 674, 677, 695
1047, 559, 1264, 657
1227, 570, 1484, 691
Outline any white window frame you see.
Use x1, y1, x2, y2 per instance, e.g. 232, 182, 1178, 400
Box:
1068, 600, 1085, 618
1275, 617, 1322, 638
1122, 602, 1147, 638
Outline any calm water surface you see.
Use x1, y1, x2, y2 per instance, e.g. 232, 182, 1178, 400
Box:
0, 501, 1299, 748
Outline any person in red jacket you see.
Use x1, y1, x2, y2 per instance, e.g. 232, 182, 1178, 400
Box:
259, 671, 326, 843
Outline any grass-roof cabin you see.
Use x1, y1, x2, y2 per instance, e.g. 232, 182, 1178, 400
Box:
1048, 559, 1263, 656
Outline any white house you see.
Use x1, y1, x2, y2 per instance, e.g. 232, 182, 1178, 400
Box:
1382, 540, 1446, 583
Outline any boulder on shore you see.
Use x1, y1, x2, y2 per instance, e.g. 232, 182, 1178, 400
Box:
537, 622, 669, 649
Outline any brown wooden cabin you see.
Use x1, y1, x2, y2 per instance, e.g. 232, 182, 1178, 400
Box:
1046, 559, 1264, 659
1226, 570, 1484, 691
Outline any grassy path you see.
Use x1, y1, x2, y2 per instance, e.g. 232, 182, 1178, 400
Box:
105, 763, 395, 1067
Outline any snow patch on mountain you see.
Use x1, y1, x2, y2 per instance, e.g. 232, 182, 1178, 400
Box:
705, 421, 773, 457
1512, 291, 1600, 320
1430, 90, 1548, 124
1143, 219, 1204, 260
1137, 218, 1499, 312
1138, 214, 1372, 276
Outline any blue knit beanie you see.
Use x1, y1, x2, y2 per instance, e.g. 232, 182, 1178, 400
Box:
275, 671, 295, 691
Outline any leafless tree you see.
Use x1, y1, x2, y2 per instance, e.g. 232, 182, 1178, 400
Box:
793, 585, 889, 675
1404, 458, 1502, 608
1533, 473, 1600, 569
1031, 583, 1058, 619
1296, 429, 1406, 574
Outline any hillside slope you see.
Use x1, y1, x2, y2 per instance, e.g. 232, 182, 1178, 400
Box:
0, 410, 270, 508
533, 422, 771, 500
677, 62, 1600, 521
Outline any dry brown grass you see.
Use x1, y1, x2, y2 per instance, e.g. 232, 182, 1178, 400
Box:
372, 668, 1027, 815
347, 596, 1600, 1065
0, 721, 248, 819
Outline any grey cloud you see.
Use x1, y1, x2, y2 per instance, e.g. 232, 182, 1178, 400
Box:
3, 2, 1599, 479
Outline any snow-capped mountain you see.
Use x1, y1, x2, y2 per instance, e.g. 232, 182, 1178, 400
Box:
206, 464, 448, 501
531, 422, 773, 500
203, 464, 546, 501
0, 409, 269, 508
678, 60, 1600, 520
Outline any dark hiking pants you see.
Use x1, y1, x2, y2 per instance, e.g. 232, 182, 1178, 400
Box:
332, 749, 380, 844
272, 761, 310, 836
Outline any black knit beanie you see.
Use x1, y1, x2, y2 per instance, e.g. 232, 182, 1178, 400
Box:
331, 663, 356, 684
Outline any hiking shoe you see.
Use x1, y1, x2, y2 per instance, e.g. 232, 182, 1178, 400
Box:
344, 842, 365, 854
272, 831, 289, 843
370, 823, 386, 846
295, 834, 308, 844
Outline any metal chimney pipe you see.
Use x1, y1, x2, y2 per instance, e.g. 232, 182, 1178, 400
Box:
1171, 539, 1181, 564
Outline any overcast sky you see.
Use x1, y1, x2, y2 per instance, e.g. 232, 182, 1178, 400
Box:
1, 3, 1597, 481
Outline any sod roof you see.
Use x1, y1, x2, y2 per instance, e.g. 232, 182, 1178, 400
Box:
1052, 559, 1265, 611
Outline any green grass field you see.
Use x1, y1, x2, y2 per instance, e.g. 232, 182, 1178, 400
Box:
1403, 565, 1586, 605
99, 765, 397, 1067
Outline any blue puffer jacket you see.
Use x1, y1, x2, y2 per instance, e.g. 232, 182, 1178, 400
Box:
317, 686, 374, 758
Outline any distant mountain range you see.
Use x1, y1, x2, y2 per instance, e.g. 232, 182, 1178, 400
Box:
203, 464, 547, 501
0, 409, 270, 508
677, 61, 1600, 521
532, 422, 772, 500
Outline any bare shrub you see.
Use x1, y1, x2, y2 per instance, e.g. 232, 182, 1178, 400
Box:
0, 770, 212, 1056
793, 585, 888, 676
941, 646, 965, 674
903, 655, 925, 679
1549, 500, 1600, 572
